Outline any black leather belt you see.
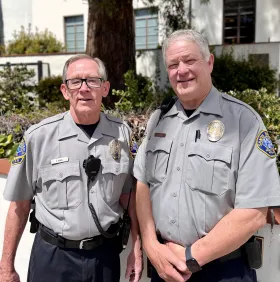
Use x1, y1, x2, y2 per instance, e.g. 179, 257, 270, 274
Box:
40, 225, 106, 250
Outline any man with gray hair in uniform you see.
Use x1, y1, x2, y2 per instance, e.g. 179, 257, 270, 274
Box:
0, 54, 143, 282
134, 29, 280, 282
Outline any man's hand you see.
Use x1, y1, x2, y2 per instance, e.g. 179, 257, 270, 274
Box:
125, 247, 143, 282
0, 266, 20, 282
146, 241, 191, 282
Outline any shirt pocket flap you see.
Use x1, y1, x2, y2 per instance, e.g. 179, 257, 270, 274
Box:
41, 161, 80, 183
145, 137, 173, 153
102, 162, 129, 175
188, 142, 232, 164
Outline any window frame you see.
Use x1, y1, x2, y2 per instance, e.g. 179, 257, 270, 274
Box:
64, 15, 85, 53
135, 7, 159, 50
223, 0, 256, 44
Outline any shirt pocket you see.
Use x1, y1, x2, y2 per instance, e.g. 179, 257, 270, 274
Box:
145, 137, 173, 184
185, 142, 232, 196
40, 161, 81, 209
101, 162, 129, 204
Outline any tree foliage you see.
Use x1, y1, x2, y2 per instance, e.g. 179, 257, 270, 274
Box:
4, 26, 64, 55
0, 65, 36, 115
36, 75, 68, 109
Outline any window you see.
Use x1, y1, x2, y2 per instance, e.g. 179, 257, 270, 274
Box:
65, 15, 84, 52
135, 8, 158, 50
223, 0, 255, 44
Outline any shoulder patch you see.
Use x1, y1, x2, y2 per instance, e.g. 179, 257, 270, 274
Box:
256, 130, 276, 158
129, 136, 138, 160
12, 138, 27, 165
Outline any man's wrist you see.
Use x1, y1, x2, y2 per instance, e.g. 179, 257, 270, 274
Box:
185, 246, 202, 273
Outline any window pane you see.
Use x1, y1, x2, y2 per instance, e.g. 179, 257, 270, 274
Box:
66, 26, 75, 34
136, 36, 146, 45
65, 15, 84, 52
76, 25, 84, 33
147, 26, 158, 36
223, 0, 255, 44
135, 19, 146, 28
136, 27, 146, 36
135, 8, 158, 50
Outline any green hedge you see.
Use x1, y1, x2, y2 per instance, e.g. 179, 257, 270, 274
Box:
212, 51, 278, 93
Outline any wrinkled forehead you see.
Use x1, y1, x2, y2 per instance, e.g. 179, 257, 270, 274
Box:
67, 59, 99, 76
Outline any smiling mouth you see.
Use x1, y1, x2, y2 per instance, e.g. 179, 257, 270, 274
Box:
79, 98, 92, 102
178, 78, 195, 83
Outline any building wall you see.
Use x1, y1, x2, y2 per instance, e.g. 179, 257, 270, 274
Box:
31, 0, 88, 46
1, 0, 32, 42
255, 0, 280, 43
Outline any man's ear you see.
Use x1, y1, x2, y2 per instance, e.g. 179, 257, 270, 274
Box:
102, 81, 110, 98
208, 53, 215, 73
60, 84, 70, 100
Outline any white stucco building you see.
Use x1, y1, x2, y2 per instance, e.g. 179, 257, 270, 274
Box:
0, 0, 279, 85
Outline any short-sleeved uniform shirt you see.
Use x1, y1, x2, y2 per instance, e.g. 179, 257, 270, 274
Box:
133, 86, 280, 247
4, 111, 133, 240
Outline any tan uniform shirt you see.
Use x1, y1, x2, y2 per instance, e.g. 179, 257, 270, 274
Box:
133, 87, 280, 246
4, 111, 133, 240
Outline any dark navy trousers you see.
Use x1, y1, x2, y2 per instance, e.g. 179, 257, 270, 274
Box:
27, 231, 121, 282
151, 257, 257, 282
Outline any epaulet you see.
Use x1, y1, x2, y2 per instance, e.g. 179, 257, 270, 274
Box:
105, 114, 123, 124
26, 112, 67, 135
221, 92, 262, 121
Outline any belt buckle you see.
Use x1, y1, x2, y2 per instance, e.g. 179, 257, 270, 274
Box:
79, 238, 93, 250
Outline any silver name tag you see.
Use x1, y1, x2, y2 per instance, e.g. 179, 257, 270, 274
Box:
51, 157, 69, 165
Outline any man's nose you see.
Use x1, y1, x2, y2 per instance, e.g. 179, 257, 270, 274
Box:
177, 61, 189, 75
80, 80, 90, 90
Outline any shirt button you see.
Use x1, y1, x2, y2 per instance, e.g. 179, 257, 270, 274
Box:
180, 143, 184, 147
59, 172, 63, 178
172, 193, 177, 197
171, 219, 176, 224
116, 168, 119, 173
177, 167, 180, 171
206, 153, 210, 158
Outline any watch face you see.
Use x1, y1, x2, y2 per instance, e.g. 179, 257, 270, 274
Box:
187, 258, 202, 273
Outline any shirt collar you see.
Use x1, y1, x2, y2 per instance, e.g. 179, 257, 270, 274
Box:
58, 112, 119, 142
163, 86, 223, 120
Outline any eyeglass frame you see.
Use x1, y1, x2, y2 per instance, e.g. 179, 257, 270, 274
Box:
65, 77, 104, 90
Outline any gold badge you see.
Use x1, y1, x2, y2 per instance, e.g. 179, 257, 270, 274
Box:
110, 139, 121, 160
207, 120, 225, 142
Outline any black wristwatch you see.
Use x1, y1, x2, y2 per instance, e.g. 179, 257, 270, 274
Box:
185, 246, 202, 273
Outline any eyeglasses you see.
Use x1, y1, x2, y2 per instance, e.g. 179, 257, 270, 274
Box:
65, 77, 103, 90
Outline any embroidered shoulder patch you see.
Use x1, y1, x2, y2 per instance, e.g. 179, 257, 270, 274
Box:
129, 137, 138, 160
256, 130, 276, 158
12, 138, 27, 165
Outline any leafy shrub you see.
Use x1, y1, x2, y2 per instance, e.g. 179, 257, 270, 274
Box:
112, 70, 157, 113
112, 70, 173, 113
0, 134, 18, 159
0, 65, 36, 115
36, 75, 68, 109
4, 26, 64, 55
227, 88, 280, 172
212, 51, 279, 93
